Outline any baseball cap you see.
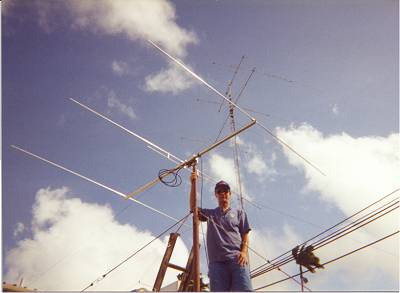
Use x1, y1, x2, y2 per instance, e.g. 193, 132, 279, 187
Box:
215, 180, 230, 192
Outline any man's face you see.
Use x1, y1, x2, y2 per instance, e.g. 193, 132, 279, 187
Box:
215, 188, 231, 207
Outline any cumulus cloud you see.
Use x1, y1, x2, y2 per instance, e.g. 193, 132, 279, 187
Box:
332, 104, 339, 115
64, 0, 199, 94
276, 124, 399, 216
4, 187, 189, 291
249, 226, 303, 291
208, 153, 237, 190
23, 0, 198, 94
206, 136, 277, 203
246, 155, 267, 176
268, 123, 399, 289
111, 60, 130, 76
64, 0, 197, 57
237, 137, 277, 181
245, 153, 277, 181
107, 91, 136, 120
13, 222, 25, 238
250, 221, 398, 291
144, 62, 196, 94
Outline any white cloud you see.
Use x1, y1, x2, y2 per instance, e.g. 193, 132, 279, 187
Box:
29, 0, 198, 94
238, 138, 277, 181
309, 224, 399, 290
67, 0, 200, 94
206, 137, 278, 204
4, 187, 189, 291
250, 221, 398, 291
208, 153, 237, 191
144, 63, 196, 95
332, 104, 339, 115
267, 123, 399, 289
246, 154, 277, 181
276, 124, 399, 217
107, 91, 136, 120
13, 222, 25, 238
246, 155, 267, 176
111, 60, 129, 76
65, 0, 197, 58
250, 226, 303, 291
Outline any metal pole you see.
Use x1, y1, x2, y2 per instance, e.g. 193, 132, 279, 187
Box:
190, 164, 200, 291
299, 265, 304, 292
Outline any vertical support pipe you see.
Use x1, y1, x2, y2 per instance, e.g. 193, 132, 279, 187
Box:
299, 265, 304, 292
190, 164, 201, 292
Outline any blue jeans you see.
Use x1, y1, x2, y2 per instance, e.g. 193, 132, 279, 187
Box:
209, 260, 253, 291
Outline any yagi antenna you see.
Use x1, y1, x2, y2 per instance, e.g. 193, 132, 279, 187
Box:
147, 39, 326, 176
10, 145, 185, 225
126, 119, 256, 199
70, 98, 257, 290
70, 98, 261, 209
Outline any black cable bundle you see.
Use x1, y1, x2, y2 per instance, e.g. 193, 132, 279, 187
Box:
158, 167, 183, 187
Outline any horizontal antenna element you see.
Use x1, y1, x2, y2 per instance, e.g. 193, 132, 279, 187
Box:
11, 145, 184, 224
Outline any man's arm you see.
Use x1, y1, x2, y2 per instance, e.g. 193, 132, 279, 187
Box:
238, 231, 250, 266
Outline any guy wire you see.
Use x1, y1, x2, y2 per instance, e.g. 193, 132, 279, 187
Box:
81, 212, 191, 291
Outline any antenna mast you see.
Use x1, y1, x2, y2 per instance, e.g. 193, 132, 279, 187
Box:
220, 56, 255, 210
225, 56, 245, 209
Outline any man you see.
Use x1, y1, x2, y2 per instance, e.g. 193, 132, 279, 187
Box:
198, 180, 253, 291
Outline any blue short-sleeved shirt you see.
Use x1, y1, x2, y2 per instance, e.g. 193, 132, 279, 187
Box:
200, 207, 251, 263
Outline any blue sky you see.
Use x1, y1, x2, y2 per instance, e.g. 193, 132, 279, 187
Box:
2, 0, 399, 291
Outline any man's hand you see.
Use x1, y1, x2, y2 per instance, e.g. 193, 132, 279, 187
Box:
237, 251, 248, 267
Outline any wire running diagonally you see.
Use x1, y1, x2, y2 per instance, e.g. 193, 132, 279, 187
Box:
251, 191, 399, 278
252, 201, 398, 278
253, 230, 399, 291
28, 197, 145, 285
251, 188, 400, 275
81, 213, 191, 291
